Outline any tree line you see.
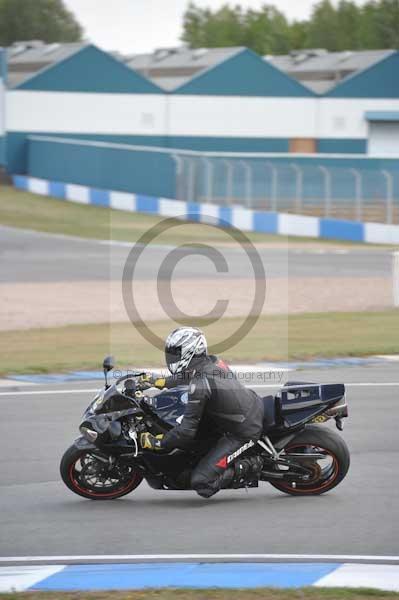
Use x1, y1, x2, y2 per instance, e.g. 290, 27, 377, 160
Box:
0, 0, 82, 46
0, 0, 397, 54
182, 0, 399, 54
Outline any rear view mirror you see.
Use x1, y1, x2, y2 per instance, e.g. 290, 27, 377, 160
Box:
102, 355, 115, 389
103, 355, 115, 373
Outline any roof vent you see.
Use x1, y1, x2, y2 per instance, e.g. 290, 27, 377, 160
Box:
293, 53, 309, 64
43, 43, 61, 55
339, 51, 353, 62
307, 48, 328, 57
154, 47, 178, 61
9, 44, 26, 57
15, 40, 45, 49
192, 48, 207, 60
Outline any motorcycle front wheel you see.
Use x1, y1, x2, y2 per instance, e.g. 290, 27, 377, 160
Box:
269, 425, 350, 496
60, 445, 143, 500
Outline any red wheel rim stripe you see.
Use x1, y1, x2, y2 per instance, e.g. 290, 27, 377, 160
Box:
69, 457, 141, 498
275, 444, 339, 493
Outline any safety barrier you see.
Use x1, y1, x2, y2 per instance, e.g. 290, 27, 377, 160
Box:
12, 175, 399, 245
25, 136, 399, 225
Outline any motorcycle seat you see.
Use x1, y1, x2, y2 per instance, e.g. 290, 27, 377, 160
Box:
262, 395, 276, 429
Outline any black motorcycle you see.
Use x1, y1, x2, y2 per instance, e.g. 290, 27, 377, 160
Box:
60, 356, 350, 499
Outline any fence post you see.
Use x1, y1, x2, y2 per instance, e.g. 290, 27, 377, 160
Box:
187, 157, 196, 202
201, 156, 214, 204
318, 166, 332, 218
393, 252, 399, 308
265, 161, 278, 211
240, 159, 252, 208
382, 170, 393, 224
222, 159, 234, 205
349, 168, 362, 221
290, 163, 303, 213
172, 154, 184, 200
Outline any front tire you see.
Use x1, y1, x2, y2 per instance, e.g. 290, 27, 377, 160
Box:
60, 445, 143, 500
269, 425, 350, 496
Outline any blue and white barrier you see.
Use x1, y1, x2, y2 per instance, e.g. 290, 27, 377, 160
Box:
13, 175, 399, 245
1, 561, 399, 592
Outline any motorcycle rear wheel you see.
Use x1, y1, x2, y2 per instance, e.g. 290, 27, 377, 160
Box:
60, 445, 143, 500
269, 425, 350, 496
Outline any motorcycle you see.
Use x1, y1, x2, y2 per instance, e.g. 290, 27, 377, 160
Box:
60, 356, 350, 499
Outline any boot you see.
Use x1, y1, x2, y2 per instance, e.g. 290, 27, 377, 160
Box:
216, 456, 264, 492
233, 455, 263, 487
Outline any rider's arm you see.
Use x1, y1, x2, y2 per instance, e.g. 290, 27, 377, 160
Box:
161, 375, 211, 450
144, 372, 190, 389
153, 375, 179, 389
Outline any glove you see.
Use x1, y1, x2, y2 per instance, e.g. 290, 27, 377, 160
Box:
138, 374, 167, 390
138, 373, 155, 390
140, 432, 164, 451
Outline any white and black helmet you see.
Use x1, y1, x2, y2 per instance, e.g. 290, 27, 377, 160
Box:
165, 327, 208, 374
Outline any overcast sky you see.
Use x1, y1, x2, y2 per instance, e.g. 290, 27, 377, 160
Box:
64, 0, 367, 55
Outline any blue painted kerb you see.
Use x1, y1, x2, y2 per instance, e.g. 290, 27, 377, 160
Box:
14, 174, 399, 244
31, 562, 341, 591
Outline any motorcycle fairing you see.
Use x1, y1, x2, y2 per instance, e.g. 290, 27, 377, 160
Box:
278, 383, 346, 427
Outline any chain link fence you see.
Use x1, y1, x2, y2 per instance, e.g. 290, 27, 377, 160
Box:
174, 154, 399, 224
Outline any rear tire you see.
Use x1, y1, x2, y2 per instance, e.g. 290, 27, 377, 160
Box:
60, 445, 143, 500
269, 425, 350, 496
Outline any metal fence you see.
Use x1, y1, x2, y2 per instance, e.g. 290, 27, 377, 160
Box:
173, 154, 399, 224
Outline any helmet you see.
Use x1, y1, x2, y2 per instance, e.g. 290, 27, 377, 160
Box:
165, 327, 207, 374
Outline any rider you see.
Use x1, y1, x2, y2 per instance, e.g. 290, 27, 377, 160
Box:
139, 327, 264, 498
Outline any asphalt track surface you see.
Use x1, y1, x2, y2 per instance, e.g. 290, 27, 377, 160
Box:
1, 363, 398, 557
0, 225, 393, 283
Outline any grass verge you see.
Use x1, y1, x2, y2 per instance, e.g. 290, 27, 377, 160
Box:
0, 184, 286, 245
0, 184, 375, 246
1, 588, 398, 600
2, 310, 398, 375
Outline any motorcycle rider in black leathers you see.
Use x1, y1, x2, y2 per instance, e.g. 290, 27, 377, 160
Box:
140, 327, 264, 498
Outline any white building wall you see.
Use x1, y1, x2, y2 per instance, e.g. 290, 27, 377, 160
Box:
168, 96, 318, 138
5, 89, 399, 152
317, 98, 399, 139
6, 91, 168, 135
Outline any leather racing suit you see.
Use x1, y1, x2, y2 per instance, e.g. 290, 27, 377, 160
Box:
156, 355, 264, 498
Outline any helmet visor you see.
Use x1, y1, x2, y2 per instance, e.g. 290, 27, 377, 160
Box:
165, 345, 182, 374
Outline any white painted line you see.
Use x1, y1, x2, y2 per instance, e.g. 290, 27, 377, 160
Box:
0, 379, 37, 387
251, 382, 399, 388
0, 554, 398, 564
2, 382, 399, 397
0, 388, 99, 396
231, 365, 292, 373
255, 382, 399, 387
0, 565, 65, 592
315, 563, 399, 592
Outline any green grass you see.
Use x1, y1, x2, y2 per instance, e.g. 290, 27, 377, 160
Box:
1, 310, 398, 376
1, 587, 398, 600
0, 184, 381, 247
0, 184, 283, 245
